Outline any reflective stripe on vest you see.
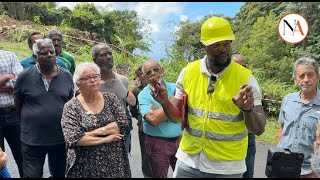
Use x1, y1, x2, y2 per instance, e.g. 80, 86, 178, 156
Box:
188, 106, 243, 122
180, 60, 251, 160
206, 130, 248, 141
186, 124, 248, 141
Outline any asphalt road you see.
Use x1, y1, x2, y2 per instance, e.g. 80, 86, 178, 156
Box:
5, 119, 271, 178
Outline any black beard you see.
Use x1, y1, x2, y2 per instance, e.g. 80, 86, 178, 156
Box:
207, 56, 231, 69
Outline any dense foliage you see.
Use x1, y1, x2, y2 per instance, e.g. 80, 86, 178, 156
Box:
0, 2, 151, 54
1, 2, 319, 117
168, 2, 320, 116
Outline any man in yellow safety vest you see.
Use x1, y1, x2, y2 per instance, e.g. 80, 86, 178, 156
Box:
149, 16, 267, 178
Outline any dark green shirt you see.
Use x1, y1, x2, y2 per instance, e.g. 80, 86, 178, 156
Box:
60, 50, 75, 75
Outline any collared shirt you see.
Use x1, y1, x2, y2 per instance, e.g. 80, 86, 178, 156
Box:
35, 63, 60, 91
174, 55, 263, 174
13, 65, 74, 146
0, 50, 23, 108
20, 54, 69, 71
277, 90, 320, 175
138, 80, 182, 138
175, 55, 262, 105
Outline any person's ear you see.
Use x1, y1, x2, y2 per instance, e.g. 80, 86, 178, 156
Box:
294, 77, 298, 86
160, 66, 164, 75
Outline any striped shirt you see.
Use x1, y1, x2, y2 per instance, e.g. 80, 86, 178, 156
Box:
0, 50, 23, 108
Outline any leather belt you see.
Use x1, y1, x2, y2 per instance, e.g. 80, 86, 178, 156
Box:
146, 134, 179, 142
0, 105, 15, 113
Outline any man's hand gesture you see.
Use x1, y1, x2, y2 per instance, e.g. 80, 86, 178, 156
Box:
149, 77, 170, 105
232, 84, 254, 111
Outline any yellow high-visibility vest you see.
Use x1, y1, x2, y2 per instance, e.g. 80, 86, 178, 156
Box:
180, 60, 251, 160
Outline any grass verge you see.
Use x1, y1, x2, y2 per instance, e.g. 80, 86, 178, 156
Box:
256, 117, 280, 145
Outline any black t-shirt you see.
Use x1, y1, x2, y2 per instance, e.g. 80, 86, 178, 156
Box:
14, 66, 74, 146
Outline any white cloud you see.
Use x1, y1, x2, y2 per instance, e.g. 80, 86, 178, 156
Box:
149, 24, 160, 33
128, 2, 184, 33
58, 2, 184, 33
195, 15, 204, 21
179, 14, 188, 22
56, 2, 78, 9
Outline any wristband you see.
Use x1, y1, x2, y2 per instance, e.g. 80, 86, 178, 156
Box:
241, 106, 253, 112
100, 127, 107, 136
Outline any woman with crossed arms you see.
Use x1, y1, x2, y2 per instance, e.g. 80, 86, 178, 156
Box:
61, 62, 131, 178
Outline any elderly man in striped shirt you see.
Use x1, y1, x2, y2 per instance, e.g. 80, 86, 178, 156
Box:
0, 50, 23, 177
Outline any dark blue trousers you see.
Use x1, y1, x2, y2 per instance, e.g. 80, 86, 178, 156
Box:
0, 110, 23, 177
243, 133, 256, 178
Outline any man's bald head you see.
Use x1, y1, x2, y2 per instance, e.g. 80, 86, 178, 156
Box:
142, 59, 162, 73
232, 54, 246, 66
142, 59, 164, 82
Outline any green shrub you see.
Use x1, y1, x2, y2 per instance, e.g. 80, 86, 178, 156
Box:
5, 28, 30, 42
256, 117, 280, 145
259, 78, 298, 117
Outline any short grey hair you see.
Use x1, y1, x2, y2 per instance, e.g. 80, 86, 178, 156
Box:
47, 29, 63, 39
293, 57, 319, 78
32, 38, 55, 56
91, 43, 112, 61
73, 62, 101, 85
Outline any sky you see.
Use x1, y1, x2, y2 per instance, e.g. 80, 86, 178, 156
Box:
57, 2, 245, 60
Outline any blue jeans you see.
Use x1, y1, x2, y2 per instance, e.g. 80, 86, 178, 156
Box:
173, 159, 244, 178
243, 133, 256, 178
0, 110, 23, 177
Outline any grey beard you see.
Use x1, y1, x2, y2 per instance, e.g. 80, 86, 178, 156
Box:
100, 63, 113, 71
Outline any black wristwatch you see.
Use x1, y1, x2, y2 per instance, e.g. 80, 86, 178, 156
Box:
241, 106, 253, 112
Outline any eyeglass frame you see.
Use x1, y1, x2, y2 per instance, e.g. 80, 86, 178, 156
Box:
143, 67, 161, 77
79, 74, 101, 83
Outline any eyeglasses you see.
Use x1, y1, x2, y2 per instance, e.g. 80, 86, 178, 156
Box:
207, 75, 217, 94
144, 67, 161, 76
80, 74, 101, 83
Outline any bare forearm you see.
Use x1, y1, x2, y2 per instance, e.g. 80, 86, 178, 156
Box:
86, 122, 120, 137
126, 91, 136, 106
0, 86, 13, 93
244, 106, 266, 135
276, 128, 282, 145
161, 100, 182, 123
76, 134, 110, 146
145, 108, 168, 126
0, 74, 14, 86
